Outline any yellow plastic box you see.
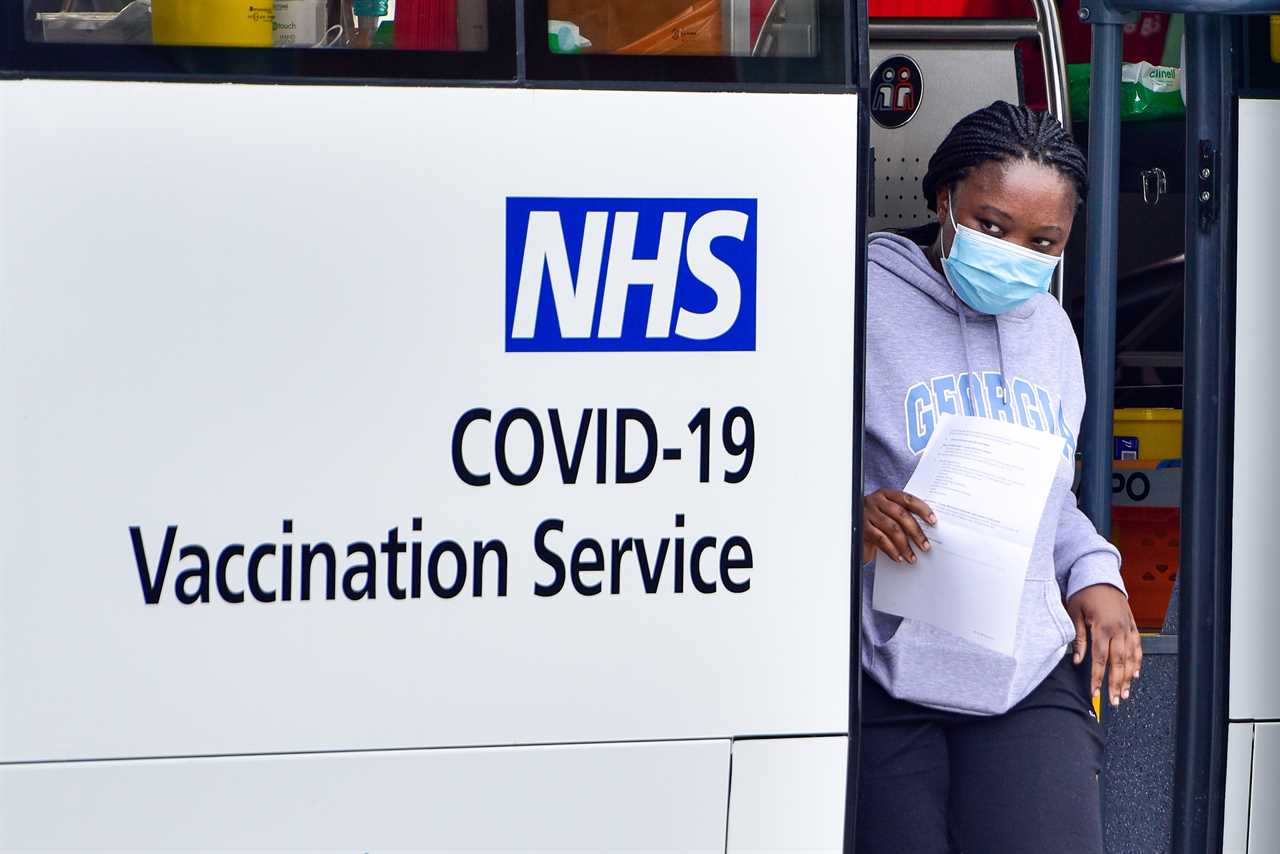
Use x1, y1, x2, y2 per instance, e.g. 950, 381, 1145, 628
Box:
1113, 408, 1182, 461
152, 0, 273, 47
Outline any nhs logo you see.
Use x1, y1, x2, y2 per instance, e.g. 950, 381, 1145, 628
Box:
505, 197, 757, 352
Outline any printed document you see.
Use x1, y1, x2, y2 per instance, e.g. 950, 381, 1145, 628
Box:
873, 413, 1065, 654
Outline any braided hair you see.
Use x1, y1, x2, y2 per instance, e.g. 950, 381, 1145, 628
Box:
921, 101, 1088, 213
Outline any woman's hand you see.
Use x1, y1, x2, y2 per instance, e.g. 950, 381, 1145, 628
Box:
863, 489, 936, 565
1067, 584, 1142, 708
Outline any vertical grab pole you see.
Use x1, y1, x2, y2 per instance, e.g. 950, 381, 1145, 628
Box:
1173, 15, 1233, 854
1079, 1, 1128, 535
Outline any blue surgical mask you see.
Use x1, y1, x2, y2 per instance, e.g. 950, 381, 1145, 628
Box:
941, 204, 1060, 315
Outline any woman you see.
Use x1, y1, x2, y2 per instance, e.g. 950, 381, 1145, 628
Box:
859, 101, 1142, 854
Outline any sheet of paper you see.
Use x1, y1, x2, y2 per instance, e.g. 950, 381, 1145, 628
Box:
872, 413, 1066, 654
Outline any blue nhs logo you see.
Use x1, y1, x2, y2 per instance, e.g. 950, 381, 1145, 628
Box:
505, 197, 757, 352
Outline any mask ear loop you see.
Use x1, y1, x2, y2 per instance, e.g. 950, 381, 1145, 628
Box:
942, 193, 958, 262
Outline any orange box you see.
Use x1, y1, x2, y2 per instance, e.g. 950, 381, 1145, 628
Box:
1112, 504, 1178, 630
1111, 460, 1180, 631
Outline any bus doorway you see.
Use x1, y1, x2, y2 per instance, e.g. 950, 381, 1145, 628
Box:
867, 4, 1278, 853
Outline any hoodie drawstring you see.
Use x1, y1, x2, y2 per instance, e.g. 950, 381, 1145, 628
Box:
995, 316, 1010, 397
956, 297, 976, 381
955, 292, 1010, 406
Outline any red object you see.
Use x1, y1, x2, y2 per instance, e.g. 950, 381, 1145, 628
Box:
1057, 0, 1170, 65
867, 0, 1032, 15
1111, 505, 1180, 631
868, 0, 1172, 117
394, 0, 458, 50
750, 0, 770, 46
1024, 2, 1170, 115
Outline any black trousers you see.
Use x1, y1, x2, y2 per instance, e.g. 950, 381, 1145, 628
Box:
856, 655, 1105, 854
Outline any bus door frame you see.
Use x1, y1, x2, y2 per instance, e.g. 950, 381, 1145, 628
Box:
1075, 3, 1262, 852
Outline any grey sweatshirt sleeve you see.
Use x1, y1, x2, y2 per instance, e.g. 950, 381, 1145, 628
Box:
1046, 305, 1127, 601
1054, 480, 1127, 600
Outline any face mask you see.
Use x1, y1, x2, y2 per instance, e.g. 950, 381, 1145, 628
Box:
941, 203, 1060, 315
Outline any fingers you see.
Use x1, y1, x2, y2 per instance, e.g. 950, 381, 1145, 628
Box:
1120, 622, 1143, 702
866, 508, 917, 564
1089, 624, 1110, 703
889, 491, 937, 527
861, 489, 937, 566
1108, 632, 1128, 707
866, 523, 901, 563
1090, 619, 1144, 707
1071, 610, 1088, 666
878, 496, 932, 554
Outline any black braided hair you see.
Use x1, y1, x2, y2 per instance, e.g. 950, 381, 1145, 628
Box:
921, 101, 1088, 213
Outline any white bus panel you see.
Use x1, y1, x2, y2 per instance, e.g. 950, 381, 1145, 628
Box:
1248, 723, 1280, 852
0, 82, 858, 766
726, 736, 847, 853
0, 739, 730, 851
1223, 722, 1254, 853
1230, 97, 1280, 722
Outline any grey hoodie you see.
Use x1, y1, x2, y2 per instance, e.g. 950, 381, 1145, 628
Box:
863, 231, 1126, 715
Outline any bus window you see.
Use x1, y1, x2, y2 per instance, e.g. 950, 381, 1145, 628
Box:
527, 0, 849, 85
544, 0, 816, 57
6, 1, 516, 82
24, 0, 488, 51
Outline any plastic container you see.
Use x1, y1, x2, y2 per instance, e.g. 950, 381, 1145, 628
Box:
40, 12, 118, 43
1111, 459, 1181, 631
38, 1, 153, 45
1113, 408, 1182, 461
1112, 503, 1179, 631
273, 0, 327, 47
152, 0, 273, 47
1068, 62, 1185, 124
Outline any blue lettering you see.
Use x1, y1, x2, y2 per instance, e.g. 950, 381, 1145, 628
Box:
931, 375, 960, 417
957, 372, 986, 417
984, 373, 1016, 423
1012, 379, 1045, 432
1035, 387, 1059, 436
1057, 404, 1078, 458
905, 383, 934, 454
902, 373, 1072, 456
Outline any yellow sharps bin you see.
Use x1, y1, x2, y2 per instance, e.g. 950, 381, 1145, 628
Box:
1113, 408, 1182, 460
152, 0, 273, 47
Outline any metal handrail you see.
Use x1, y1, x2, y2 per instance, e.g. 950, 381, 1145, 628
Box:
1033, 0, 1072, 157
868, 19, 1038, 40
724, 0, 752, 57
1032, 0, 1072, 306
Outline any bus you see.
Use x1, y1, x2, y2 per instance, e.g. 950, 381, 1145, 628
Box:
0, 1, 1274, 851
